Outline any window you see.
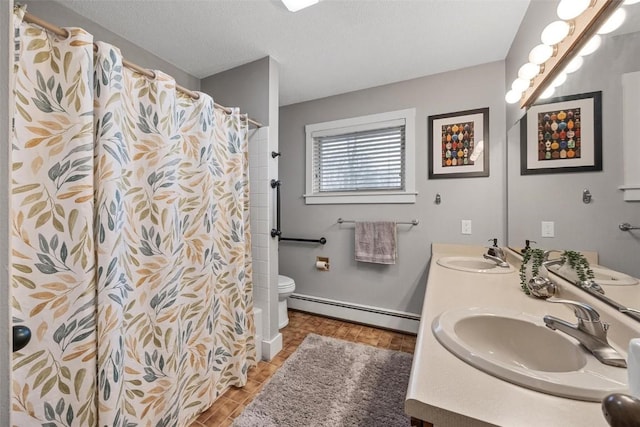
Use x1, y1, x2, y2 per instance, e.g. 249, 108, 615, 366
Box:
304, 109, 416, 204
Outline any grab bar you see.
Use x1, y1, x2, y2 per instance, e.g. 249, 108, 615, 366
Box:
270, 179, 326, 244
619, 223, 640, 232
280, 237, 327, 244
337, 218, 419, 226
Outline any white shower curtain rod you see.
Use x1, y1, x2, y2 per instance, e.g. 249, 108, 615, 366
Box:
22, 11, 264, 128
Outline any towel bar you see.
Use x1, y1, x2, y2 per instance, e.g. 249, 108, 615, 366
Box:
337, 218, 419, 226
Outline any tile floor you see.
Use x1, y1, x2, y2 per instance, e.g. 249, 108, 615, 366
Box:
190, 309, 417, 427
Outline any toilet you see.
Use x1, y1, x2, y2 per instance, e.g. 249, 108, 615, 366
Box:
277, 275, 296, 328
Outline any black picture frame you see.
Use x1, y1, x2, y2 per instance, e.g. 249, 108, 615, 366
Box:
428, 107, 490, 179
520, 91, 602, 175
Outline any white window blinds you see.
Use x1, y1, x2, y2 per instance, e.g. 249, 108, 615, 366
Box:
312, 124, 405, 193
304, 108, 416, 205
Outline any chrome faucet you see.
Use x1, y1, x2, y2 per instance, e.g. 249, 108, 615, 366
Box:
541, 249, 564, 268
483, 238, 509, 267
543, 299, 627, 368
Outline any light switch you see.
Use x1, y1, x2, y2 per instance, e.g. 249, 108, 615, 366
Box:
461, 220, 472, 235
541, 221, 555, 238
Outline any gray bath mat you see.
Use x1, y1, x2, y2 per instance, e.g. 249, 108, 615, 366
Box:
233, 333, 413, 426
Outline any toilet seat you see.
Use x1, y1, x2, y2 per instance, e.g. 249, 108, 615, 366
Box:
277, 275, 296, 329
278, 275, 295, 293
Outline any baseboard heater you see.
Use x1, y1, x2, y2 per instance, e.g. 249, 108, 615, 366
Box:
289, 293, 420, 334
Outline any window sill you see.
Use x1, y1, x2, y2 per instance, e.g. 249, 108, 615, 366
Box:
619, 184, 640, 202
304, 192, 417, 205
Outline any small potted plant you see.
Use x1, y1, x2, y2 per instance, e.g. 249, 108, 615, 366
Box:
519, 248, 545, 295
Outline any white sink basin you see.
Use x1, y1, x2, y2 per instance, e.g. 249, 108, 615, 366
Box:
437, 256, 515, 274
432, 307, 628, 401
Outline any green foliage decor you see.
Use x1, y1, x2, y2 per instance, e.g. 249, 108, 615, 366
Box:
561, 250, 595, 283
519, 248, 545, 295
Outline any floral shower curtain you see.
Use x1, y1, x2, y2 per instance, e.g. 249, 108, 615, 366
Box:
12, 10, 255, 427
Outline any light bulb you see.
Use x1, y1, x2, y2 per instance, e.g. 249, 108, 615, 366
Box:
550, 72, 567, 88
518, 63, 540, 80
540, 86, 556, 99
597, 8, 626, 34
529, 44, 554, 64
557, 0, 591, 20
578, 35, 601, 56
281, 0, 319, 12
505, 90, 522, 104
564, 56, 584, 73
541, 21, 571, 45
512, 78, 530, 92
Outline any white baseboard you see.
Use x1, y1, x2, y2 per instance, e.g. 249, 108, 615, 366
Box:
288, 293, 420, 334
261, 332, 283, 361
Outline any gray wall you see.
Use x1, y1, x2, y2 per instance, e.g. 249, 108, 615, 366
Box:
201, 57, 272, 126
279, 61, 507, 315
1, 3, 13, 425
507, 29, 640, 278
26, 1, 200, 90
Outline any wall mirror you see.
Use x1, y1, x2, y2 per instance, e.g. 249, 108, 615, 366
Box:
507, 1, 640, 320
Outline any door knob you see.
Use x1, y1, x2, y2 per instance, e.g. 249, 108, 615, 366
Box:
12, 325, 31, 352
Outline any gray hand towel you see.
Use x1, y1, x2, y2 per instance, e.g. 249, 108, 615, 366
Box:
354, 221, 397, 264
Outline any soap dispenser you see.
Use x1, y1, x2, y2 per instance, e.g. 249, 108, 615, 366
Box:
484, 238, 508, 266
487, 238, 504, 259
523, 239, 537, 253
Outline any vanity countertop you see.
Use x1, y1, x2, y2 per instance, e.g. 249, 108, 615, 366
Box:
405, 243, 640, 427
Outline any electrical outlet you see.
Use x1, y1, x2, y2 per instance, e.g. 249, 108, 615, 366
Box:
461, 220, 472, 235
541, 221, 555, 238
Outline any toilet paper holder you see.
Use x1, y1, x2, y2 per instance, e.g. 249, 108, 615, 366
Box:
316, 256, 330, 271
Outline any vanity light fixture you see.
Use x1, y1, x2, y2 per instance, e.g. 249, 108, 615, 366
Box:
541, 20, 573, 45
557, 0, 592, 20
539, 86, 556, 99
511, 0, 623, 108
281, 0, 320, 12
512, 78, 531, 92
550, 72, 568, 88
529, 44, 555, 64
505, 89, 523, 104
518, 63, 540, 80
578, 35, 602, 56
597, 8, 627, 33
564, 55, 584, 73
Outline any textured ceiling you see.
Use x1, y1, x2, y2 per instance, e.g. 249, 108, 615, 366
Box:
50, 0, 531, 106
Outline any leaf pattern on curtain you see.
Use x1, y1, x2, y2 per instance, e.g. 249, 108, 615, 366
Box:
93, 42, 255, 427
12, 10, 256, 426
11, 18, 98, 427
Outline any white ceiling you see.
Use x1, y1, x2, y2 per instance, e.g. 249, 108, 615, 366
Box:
51, 0, 531, 106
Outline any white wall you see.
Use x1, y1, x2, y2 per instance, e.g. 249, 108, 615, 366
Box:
279, 61, 507, 322
1, 3, 13, 425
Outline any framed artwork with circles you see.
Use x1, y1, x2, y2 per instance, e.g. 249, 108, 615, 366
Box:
428, 107, 490, 179
520, 91, 602, 175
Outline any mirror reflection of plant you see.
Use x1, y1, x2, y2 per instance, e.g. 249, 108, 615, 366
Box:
561, 250, 595, 283
519, 248, 545, 295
